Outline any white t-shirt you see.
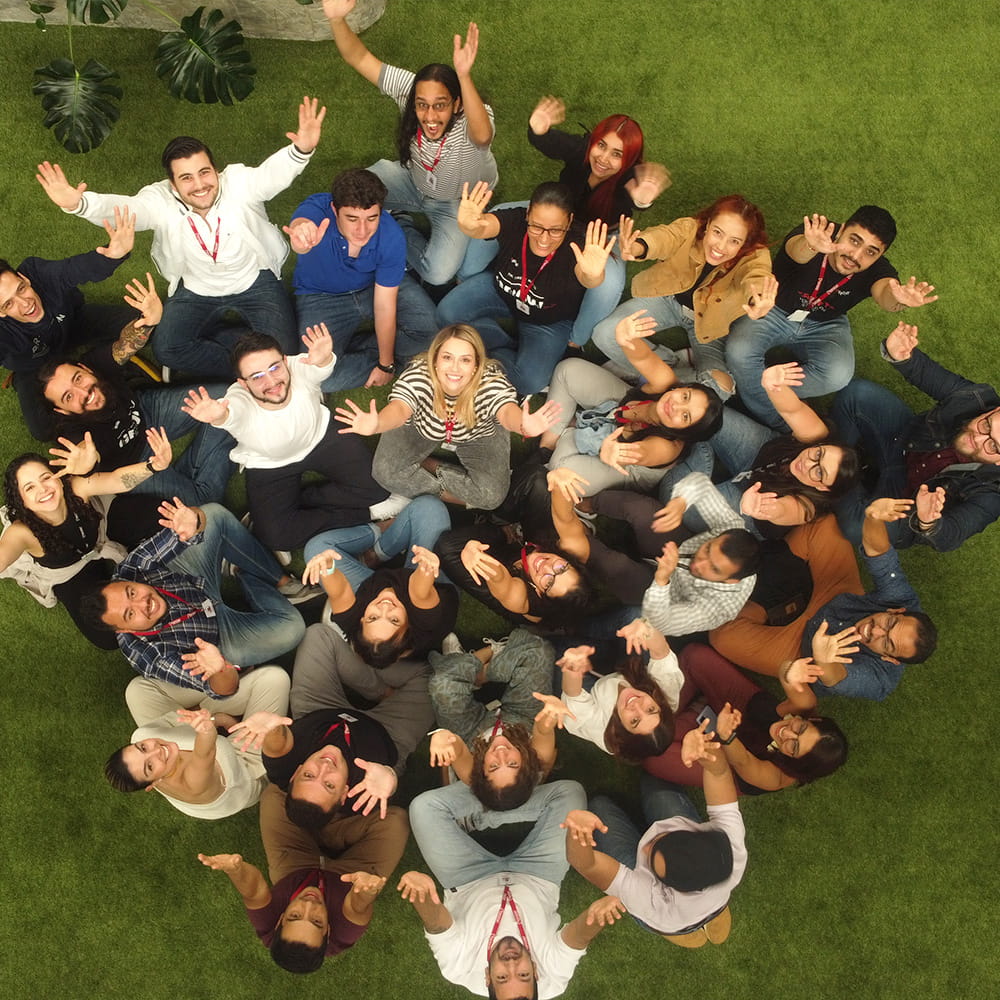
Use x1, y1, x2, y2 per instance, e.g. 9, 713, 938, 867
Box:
427, 873, 584, 998
222, 354, 334, 468
563, 654, 684, 754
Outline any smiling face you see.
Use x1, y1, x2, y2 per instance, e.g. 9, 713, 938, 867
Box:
278, 885, 330, 949
700, 211, 750, 267
486, 937, 537, 999
0, 270, 44, 323
525, 203, 572, 256
615, 684, 661, 735
524, 550, 579, 599
238, 349, 290, 408
655, 385, 710, 430
433, 335, 479, 396
789, 444, 845, 491
122, 738, 180, 786
168, 151, 220, 213
482, 735, 523, 790
588, 130, 625, 182
414, 79, 460, 141
333, 202, 381, 253
687, 535, 741, 582
829, 224, 887, 275
43, 362, 108, 415
290, 745, 350, 813
853, 609, 920, 662
15, 460, 65, 517
360, 588, 409, 645
100, 581, 167, 632
955, 406, 1000, 465
768, 716, 821, 758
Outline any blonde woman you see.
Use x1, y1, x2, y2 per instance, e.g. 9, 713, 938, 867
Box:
335, 324, 560, 509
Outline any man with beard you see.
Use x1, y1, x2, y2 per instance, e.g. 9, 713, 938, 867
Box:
181, 326, 405, 552
37, 277, 234, 505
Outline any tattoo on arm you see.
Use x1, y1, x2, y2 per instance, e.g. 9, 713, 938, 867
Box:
111, 322, 152, 365
119, 471, 146, 489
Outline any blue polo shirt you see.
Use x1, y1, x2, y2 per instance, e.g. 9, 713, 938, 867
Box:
291, 193, 406, 295
803, 548, 922, 701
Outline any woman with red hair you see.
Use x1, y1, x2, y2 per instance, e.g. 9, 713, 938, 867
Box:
592, 194, 776, 401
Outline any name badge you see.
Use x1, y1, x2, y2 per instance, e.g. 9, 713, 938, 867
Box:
441, 441, 458, 452
516, 298, 531, 314
202, 599, 217, 618
787, 309, 809, 323
424, 171, 437, 191
497, 874, 515, 886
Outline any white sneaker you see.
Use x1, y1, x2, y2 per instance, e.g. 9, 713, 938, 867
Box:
481, 636, 509, 659
369, 493, 411, 521
441, 632, 464, 655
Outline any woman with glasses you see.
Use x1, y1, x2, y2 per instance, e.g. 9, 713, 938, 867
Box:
436, 181, 616, 394
323, 1, 498, 286
709, 362, 860, 538
334, 325, 561, 511
642, 643, 847, 795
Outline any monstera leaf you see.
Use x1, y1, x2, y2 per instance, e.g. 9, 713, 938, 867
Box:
155, 6, 256, 105
32, 57, 122, 153
66, 0, 129, 24
27, 2, 57, 29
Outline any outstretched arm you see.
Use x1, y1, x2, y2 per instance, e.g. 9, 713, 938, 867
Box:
302, 549, 357, 615
560, 897, 626, 950
563, 810, 620, 891
340, 872, 387, 927
324, 0, 383, 84
198, 853, 271, 909
397, 871, 454, 933
546, 467, 591, 562
871, 275, 938, 314
761, 363, 829, 442
452, 22, 493, 146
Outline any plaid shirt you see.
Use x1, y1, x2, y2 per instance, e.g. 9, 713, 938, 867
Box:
113, 527, 221, 695
642, 473, 755, 637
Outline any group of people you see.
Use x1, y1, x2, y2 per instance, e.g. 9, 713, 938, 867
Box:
3, 0, 997, 992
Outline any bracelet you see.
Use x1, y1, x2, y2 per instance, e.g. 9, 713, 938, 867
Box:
145, 457, 157, 474
633, 237, 649, 259
718, 730, 737, 746
376, 361, 396, 374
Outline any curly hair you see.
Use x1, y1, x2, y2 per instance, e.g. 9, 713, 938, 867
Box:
602, 656, 676, 763
269, 934, 326, 974
398, 64, 462, 166
511, 545, 594, 629
329, 167, 387, 209
468, 723, 543, 810
3, 453, 100, 562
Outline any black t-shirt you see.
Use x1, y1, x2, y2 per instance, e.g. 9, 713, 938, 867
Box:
773, 222, 899, 316
263, 709, 398, 791
333, 567, 458, 658
492, 208, 586, 324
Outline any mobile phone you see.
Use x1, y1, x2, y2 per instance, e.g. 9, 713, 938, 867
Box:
696, 705, 719, 737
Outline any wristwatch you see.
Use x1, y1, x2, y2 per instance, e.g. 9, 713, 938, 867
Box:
145, 457, 157, 474
376, 361, 396, 374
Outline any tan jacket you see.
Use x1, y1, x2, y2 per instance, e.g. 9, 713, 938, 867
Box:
631, 217, 773, 343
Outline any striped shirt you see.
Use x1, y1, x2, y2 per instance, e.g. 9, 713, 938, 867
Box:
378, 63, 499, 200
390, 359, 517, 442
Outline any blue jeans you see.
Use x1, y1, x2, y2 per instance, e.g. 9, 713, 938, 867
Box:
296, 277, 439, 393
726, 308, 854, 429
436, 273, 573, 394
409, 780, 586, 889
709, 404, 779, 476
591, 296, 732, 398
368, 160, 471, 285
153, 270, 297, 378
303, 494, 452, 590
830, 378, 913, 547
135, 384, 235, 505
169, 503, 305, 666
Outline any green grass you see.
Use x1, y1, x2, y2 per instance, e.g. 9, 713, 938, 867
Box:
1, 2, 998, 998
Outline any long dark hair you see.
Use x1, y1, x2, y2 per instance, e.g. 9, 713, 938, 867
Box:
398, 64, 462, 166
602, 656, 675, 763
3, 453, 99, 560
510, 544, 593, 628
770, 716, 848, 784
619, 383, 724, 445
584, 115, 645, 223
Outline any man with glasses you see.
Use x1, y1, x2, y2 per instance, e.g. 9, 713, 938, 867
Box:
831, 321, 1000, 551
182, 327, 405, 553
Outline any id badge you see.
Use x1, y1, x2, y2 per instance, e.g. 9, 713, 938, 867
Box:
441, 441, 458, 452
787, 309, 809, 323
516, 298, 531, 314
202, 599, 217, 618
425, 171, 437, 191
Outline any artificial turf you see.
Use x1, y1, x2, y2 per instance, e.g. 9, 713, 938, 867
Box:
0, 2, 997, 998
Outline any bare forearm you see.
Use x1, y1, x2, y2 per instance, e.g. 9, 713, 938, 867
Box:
209, 665, 239, 697
110, 320, 153, 364
411, 897, 453, 933
862, 515, 890, 557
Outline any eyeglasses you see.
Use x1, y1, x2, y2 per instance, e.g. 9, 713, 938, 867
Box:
804, 447, 828, 484
415, 100, 454, 113
774, 717, 810, 757
974, 413, 1000, 456
245, 360, 283, 383
525, 222, 570, 239
538, 560, 570, 595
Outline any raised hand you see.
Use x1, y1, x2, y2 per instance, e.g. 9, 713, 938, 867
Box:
557, 644, 595, 676
123, 273, 162, 328
715, 701, 742, 742
811, 620, 859, 664
865, 497, 914, 522
547, 466, 589, 504
51, 432, 98, 477
287, 95, 326, 154
335, 397, 380, 435
739, 481, 779, 521
743, 274, 778, 320
457, 181, 493, 230
36, 160, 86, 211
802, 213, 838, 254
614, 309, 658, 348
99, 206, 136, 259
599, 426, 641, 475
761, 361, 805, 394
884, 320, 920, 361
302, 323, 334, 366
651, 495, 686, 533
915, 484, 946, 524
322, 0, 356, 20
887, 276, 938, 309
180, 637, 228, 680
176, 707, 216, 735
181, 386, 229, 425
411, 544, 440, 578
628, 160, 671, 204
397, 870, 440, 906
654, 541, 679, 585
157, 496, 200, 540
616, 215, 643, 261
532, 691, 575, 730
198, 852, 243, 873
520, 398, 562, 438
681, 717, 720, 767
586, 895, 626, 927
228, 711, 292, 751
429, 729, 459, 767
302, 548, 342, 586
528, 95, 566, 135
782, 656, 825, 693
570, 219, 616, 284
460, 539, 501, 585
348, 758, 398, 818
283, 216, 331, 254
341, 871, 387, 899
616, 617, 662, 656
561, 809, 607, 846
145, 426, 173, 472
453, 21, 480, 77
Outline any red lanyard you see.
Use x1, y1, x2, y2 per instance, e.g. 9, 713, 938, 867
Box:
486, 885, 531, 963
322, 721, 352, 747
416, 128, 448, 173
615, 401, 651, 430
518, 233, 554, 302
187, 215, 221, 263
805, 254, 852, 310
130, 586, 203, 636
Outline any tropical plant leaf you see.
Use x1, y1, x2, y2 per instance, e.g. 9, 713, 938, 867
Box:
27, 1, 56, 28
155, 6, 256, 105
66, 0, 129, 25
32, 56, 122, 153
